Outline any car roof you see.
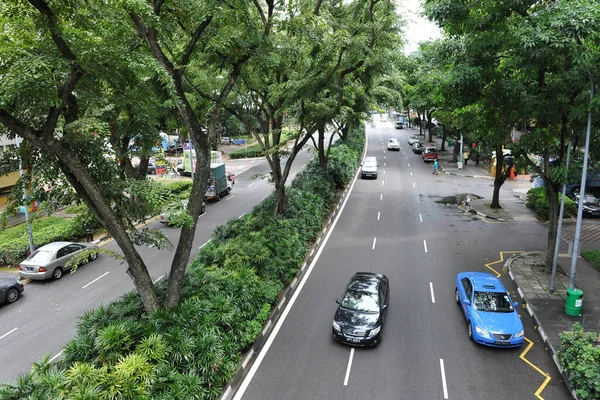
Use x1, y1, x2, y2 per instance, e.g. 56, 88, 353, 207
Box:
364, 156, 377, 162
388, 138, 398, 142
348, 272, 386, 293
461, 272, 506, 292
37, 241, 75, 251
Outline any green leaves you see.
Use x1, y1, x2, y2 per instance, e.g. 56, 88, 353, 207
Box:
558, 323, 600, 400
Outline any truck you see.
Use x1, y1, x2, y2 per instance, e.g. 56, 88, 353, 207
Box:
179, 149, 223, 176
205, 163, 232, 201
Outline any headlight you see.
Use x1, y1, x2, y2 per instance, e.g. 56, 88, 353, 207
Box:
475, 326, 491, 339
368, 326, 381, 337
332, 321, 341, 332
514, 330, 524, 338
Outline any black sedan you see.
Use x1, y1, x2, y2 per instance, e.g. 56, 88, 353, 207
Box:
332, 272, 389, 347
0, 278, 24, 304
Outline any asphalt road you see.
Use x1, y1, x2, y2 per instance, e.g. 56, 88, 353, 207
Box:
236, 121, 572, 400
0, 145, 314, 384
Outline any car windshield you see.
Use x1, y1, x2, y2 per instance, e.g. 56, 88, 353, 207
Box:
341, 290, 379, 313
583, 195, 598, 204
27, 250, 53, 263
473, 291, 514, 312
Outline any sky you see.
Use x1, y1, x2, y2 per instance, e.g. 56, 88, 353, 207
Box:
398, 0, 442, 54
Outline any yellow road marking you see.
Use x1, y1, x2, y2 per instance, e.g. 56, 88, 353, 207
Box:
484, 251, 523, 277
519, 337, 551, 400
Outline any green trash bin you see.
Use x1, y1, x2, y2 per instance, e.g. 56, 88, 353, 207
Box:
565, 287, 583, 316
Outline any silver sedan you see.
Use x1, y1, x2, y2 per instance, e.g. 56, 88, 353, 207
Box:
19, 241, 99, 281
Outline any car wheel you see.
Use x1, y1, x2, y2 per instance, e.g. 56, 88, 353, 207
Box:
455, 289, 460, 304
179, 170, 185, 176
468, 322, 473, 340
88, 253, 98, 262
52, 267, 63, 280
5, 288, 19, 304
216, 194, 221, 201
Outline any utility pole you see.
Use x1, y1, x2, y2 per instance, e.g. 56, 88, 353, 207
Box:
569, 69, 595, 289
15, 137, 35, 254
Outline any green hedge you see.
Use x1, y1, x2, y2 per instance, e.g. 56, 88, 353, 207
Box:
581, 250, 600, 272
0, 126, 366, 399
558, 323, 600, 399
525, 187, 577, 220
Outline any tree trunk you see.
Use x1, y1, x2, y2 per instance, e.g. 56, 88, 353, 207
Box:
417, 112, 423, 136
440, 125, 446, 152
490, 143, 505, 209
317, 124, 327, 170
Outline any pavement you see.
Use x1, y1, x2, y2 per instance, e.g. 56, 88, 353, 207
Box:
417, 129, 600, 398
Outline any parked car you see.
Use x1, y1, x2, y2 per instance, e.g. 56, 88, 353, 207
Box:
19, 242, 99, 281
160, 199, 205, 225
455, 272, 524, 348
332, 272, 389, 347
147, 162, 167, 175
360, 157, 379, 179
567, 191, 600, 216
394, 122, 404, 129
412, 142, 424, 154
226, 171, 236, 184
0, 278, 24, 304
422, 147, 438, 162
387, 139, 400, 151
408, 136, 420, 145
221, 137, 232, 145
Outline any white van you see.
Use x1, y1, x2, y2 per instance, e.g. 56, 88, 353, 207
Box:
361, 157, 379, 179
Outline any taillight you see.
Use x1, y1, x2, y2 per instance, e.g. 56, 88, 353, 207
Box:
39, 267, 47, 272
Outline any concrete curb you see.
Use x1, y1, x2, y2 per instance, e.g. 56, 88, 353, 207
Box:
505, 252, 579, 400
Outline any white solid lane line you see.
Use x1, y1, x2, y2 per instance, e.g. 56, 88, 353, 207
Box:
239, 213, 246, 219
440, 359, 449, 399
377, 211, 380, 221
423, 240, 428, 253
0, 327, 17, 340
248, 182, 256, 187
82, 271, 110, 289
233, 155, 364, 400
372, 237, 377, 250
153, 275, 164, 284
226, 195, 236, 201
49, 350, 63, 362
344, 348, 355, 386
261, 195, 269, 201
199, 239, 212, 249
429, 282, 436, 304
419, 213, 423, 223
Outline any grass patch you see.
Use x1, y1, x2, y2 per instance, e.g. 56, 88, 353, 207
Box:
64, 203, 88, 214
581, 250, 600, 272
0, 216, 69, 241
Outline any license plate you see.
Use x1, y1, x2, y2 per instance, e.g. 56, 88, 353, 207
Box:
494, 341, 510, 346
27, 267, 33, 272
348, 338, 360, 343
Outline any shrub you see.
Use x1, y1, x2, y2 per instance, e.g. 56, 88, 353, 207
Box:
558, 323, 600, 399
581, 250, 600, 272
229, 144, 264, 159
1, 125, 366, 399
525, 187, 577, 219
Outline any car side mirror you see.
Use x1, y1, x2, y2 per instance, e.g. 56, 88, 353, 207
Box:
335, 299, 340, 304
463, 299, 471, 306
513, 301, 519, 307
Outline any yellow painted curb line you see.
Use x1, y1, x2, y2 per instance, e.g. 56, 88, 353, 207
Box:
484, 251, 523, 277
520, 337, 552, 400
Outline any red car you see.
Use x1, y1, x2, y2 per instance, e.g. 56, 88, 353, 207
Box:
422, 147, 438, 162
